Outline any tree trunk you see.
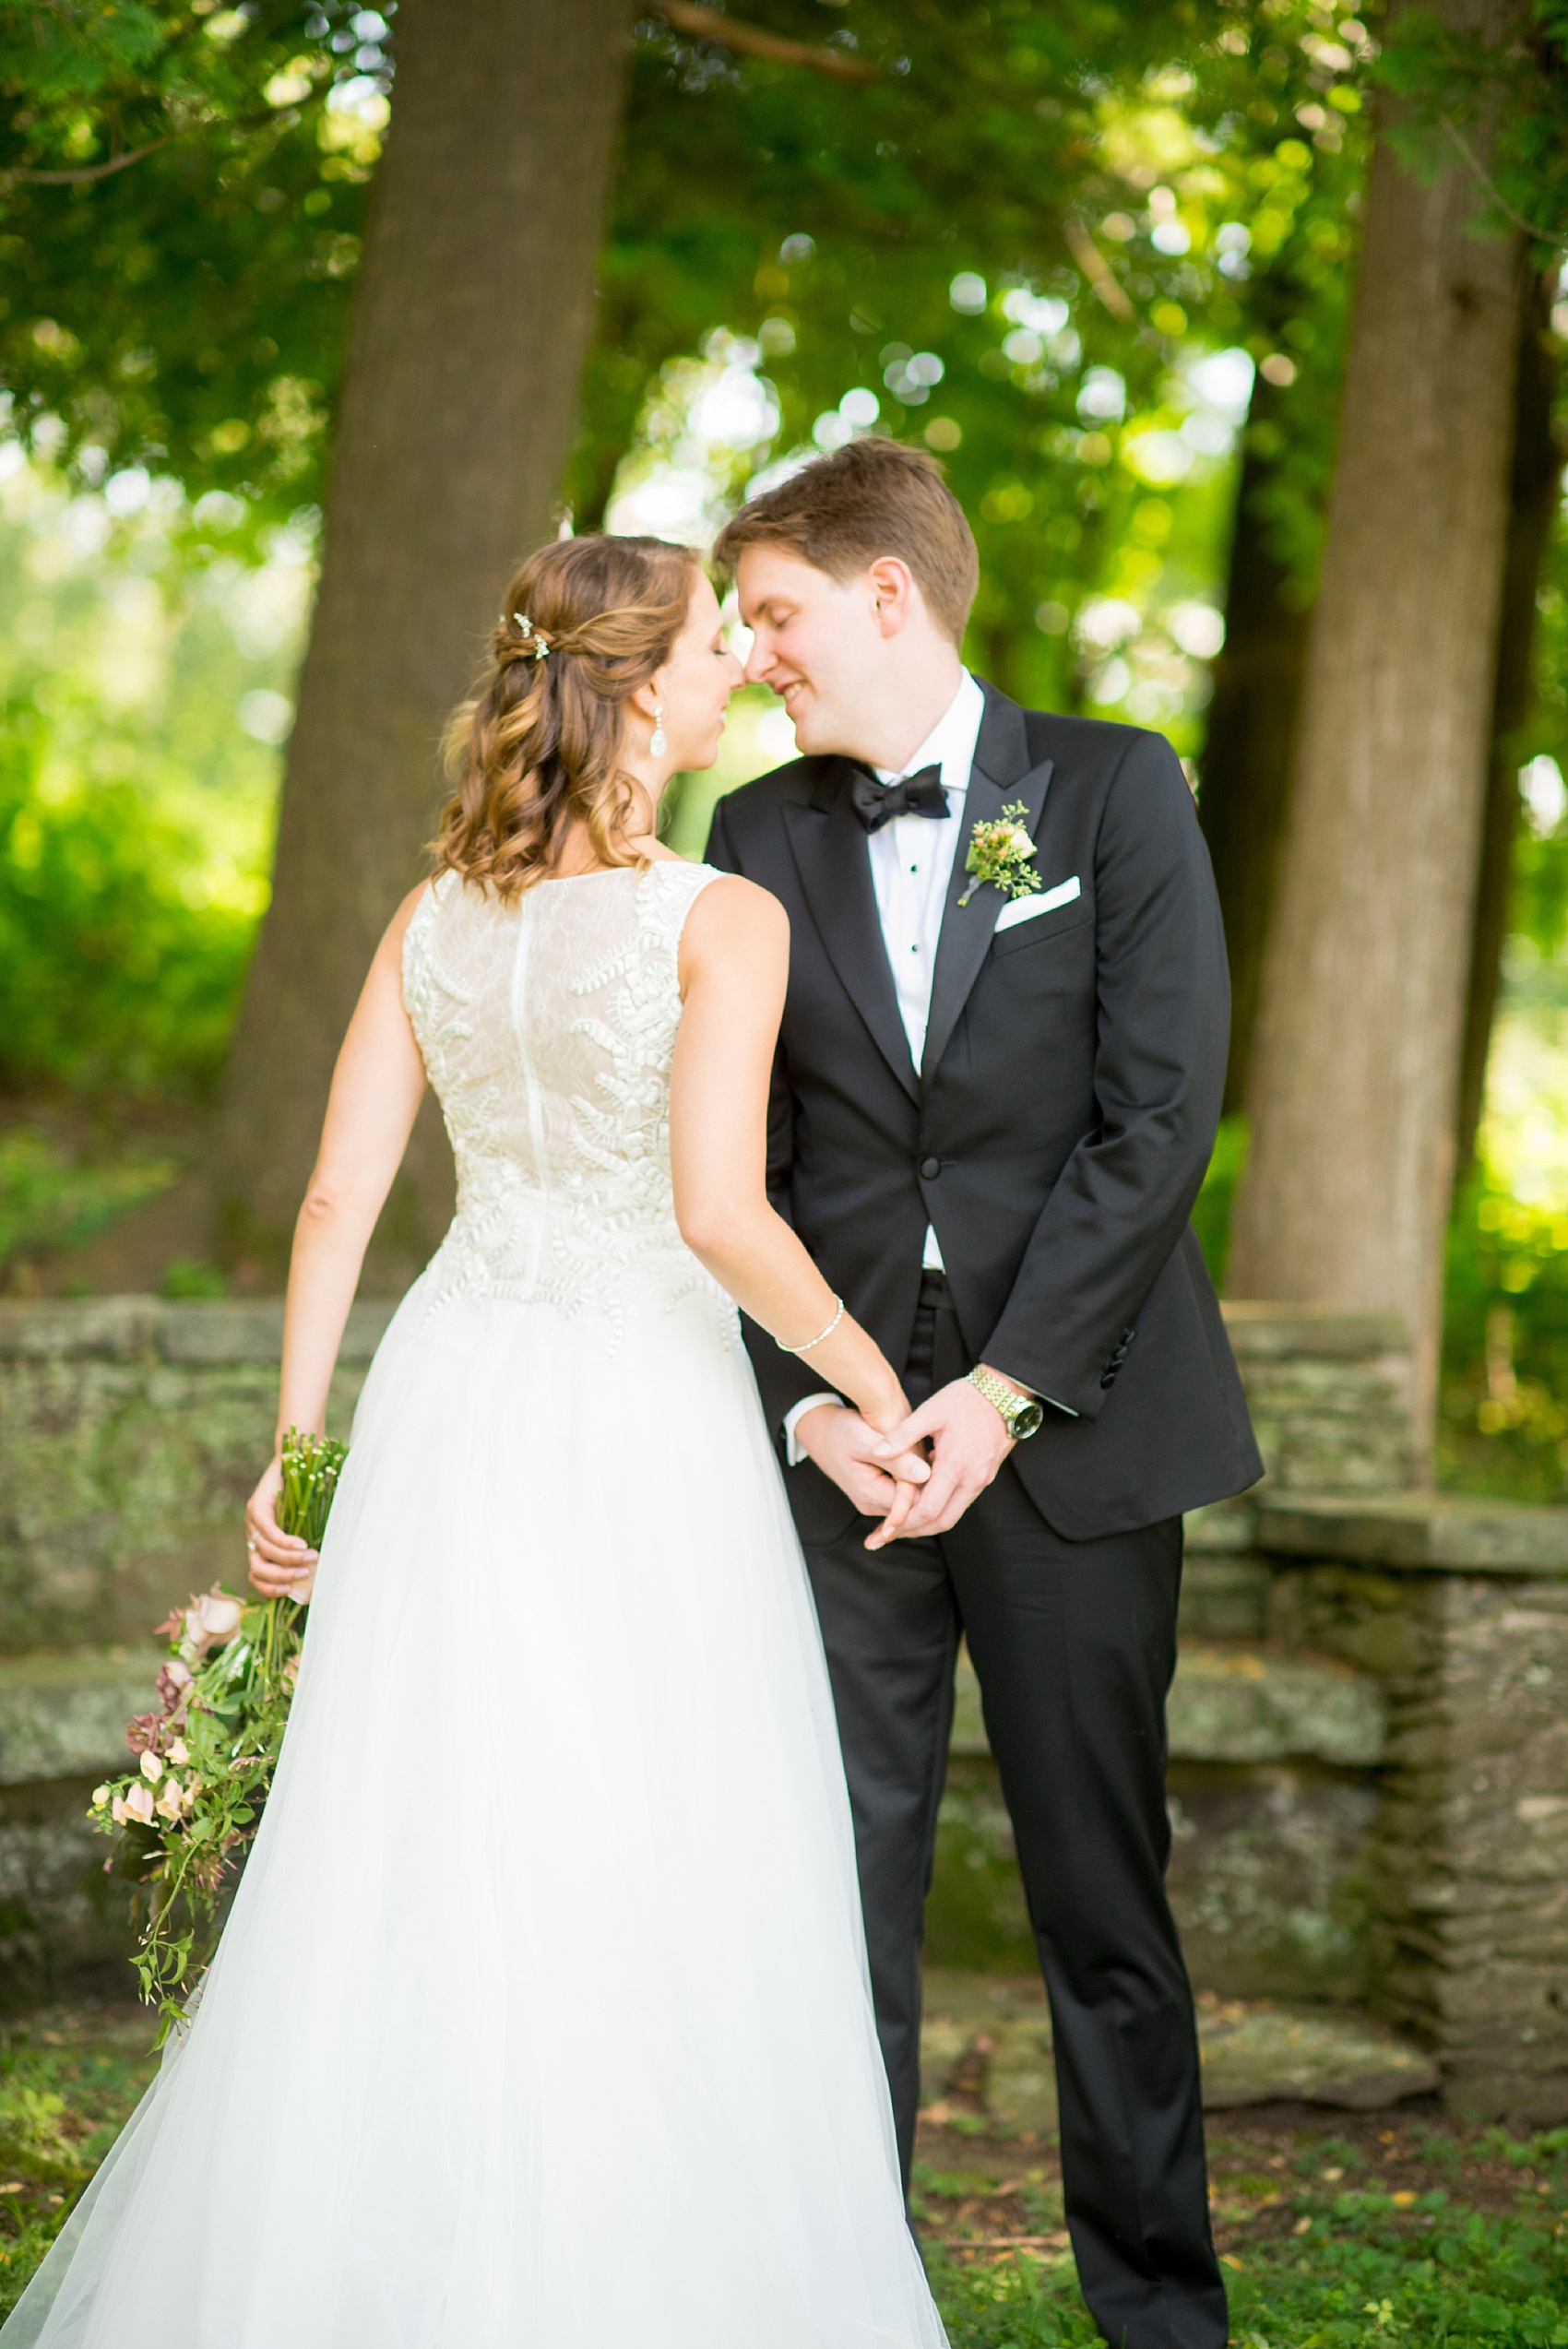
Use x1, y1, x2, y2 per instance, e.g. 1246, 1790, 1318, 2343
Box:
215, 0, 635, 1289
1454, 267, 1563, 1182
1225, 0, 1525, 1461
1198, 413, 1313, 1115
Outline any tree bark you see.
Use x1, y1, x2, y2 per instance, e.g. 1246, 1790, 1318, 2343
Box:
1198, 413, 1313, 1115
1454, 266, 1563, 1181
215, 0, 635, 1288
1225, 0, 1525, 1460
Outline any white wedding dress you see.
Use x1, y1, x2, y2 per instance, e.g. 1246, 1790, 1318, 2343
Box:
6, 861, 946, 2349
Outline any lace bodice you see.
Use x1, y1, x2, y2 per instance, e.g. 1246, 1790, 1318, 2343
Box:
402, 860, 735, 1344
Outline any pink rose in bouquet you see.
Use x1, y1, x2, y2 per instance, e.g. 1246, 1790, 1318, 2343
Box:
181, 1591, 244, 1663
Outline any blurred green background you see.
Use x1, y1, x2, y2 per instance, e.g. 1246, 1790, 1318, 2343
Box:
2, 0, 1566, 1496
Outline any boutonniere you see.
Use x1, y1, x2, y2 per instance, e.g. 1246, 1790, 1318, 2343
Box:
958, 802, 1039, 906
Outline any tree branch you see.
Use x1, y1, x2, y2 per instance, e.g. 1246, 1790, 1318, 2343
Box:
648, 0, 877, 83
1439, 112, 1551, 243
2, 100, 311, 190
1063, 219, 1135, 321
9, 6, 873, 189
4, 133, 176, 184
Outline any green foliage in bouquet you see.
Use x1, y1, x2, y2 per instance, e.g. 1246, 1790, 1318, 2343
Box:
88, 1430, 347, 2037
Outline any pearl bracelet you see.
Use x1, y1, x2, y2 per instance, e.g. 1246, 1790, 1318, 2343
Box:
780, 1297, 845, 1355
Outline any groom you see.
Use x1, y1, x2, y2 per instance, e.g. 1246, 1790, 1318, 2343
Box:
707, 440, 1262, 2349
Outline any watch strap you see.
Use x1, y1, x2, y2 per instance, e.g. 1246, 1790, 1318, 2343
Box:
967, 1365, 1042, 1439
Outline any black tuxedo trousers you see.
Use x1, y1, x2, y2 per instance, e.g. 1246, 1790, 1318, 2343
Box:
802, 1274, 1226, 2349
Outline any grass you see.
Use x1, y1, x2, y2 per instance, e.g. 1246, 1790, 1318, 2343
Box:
0, 2001, 159, 2319
0, 1998, 1564, 2343
917, 2106, 1568, 2347
930, 2200, 1568, 2346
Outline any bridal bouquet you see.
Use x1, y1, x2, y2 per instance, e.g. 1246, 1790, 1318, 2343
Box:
89, 1430, 347, 2035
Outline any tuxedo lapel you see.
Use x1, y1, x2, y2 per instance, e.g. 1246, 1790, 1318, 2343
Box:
783, 763, 919, 1103
921, 685, 1054, 1086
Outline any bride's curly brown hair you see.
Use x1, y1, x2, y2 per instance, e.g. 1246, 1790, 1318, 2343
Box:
435, 534, 702, 897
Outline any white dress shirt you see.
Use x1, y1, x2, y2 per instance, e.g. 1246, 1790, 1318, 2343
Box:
785, 674, 985, 1463
865, 669, 987, 1103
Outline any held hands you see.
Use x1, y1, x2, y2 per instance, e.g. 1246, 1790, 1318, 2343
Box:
868, 1371, 1017, 1538
244, 1453, 319, 1601
794, 1403, 932, 1550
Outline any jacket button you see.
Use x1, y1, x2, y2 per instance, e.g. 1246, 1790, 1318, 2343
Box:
920, 1157, 942, 1180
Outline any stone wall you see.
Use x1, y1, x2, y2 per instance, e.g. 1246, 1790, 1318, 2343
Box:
0, 1298, 387, 1652
1219, 1303, 1416, 1496
0, 1295, 1411, 1655
1, 1294, 1565, 2122
1258, 1495, 1568, 2123
0, 1294, 1400, 2015
0, 1649, 205, 1997
0, 1298, 390, 1999
944, 1635, 1384, 2003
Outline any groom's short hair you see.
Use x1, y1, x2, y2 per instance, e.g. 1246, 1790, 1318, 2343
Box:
713, 439, 979, 645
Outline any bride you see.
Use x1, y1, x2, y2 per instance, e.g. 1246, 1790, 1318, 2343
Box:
5, 535, 948, 2347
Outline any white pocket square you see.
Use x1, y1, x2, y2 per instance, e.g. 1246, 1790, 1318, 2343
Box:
994, 875, 1081, 931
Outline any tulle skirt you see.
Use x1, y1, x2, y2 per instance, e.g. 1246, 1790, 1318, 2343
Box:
5, 1275, 945, 2347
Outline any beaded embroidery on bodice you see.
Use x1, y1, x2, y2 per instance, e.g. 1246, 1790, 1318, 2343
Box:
402, 860, 734, 1342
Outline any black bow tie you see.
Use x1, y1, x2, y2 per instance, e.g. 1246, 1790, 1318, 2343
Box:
847, 764, 949, 834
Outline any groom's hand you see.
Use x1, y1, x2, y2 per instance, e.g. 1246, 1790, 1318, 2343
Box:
870, 1375, 1016, 1536
795, 1405, 931, 1548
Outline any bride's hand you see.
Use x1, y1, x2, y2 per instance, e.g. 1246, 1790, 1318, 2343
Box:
795, 1400, 930, 1543
860, 1386, 930, 1548
864, 1475, 928, 1550
245, 1454, 318, 1600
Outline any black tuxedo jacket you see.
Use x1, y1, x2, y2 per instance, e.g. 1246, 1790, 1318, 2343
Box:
705, 680, 1263, 1545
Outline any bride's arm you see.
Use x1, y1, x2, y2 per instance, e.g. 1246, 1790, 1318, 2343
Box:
671, 875, 922, 1508
244, 884, 430, 1596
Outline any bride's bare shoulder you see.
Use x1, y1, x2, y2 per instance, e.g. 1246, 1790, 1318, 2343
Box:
374, 878, 434, 965
679, 870, 788, 979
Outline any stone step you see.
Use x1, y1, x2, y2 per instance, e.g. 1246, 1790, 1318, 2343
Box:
1195, 1997, 1442, 2112
920, 1970, 1439, 2136
0, 1298, 393, 1364
0, 1648, 161, 1786
1257, 1491, 1568, 1575
3, 1636, 1384, 1787
950, 1642, 1383, 1767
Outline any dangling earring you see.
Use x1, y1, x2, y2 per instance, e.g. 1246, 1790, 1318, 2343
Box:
649, 702, 667, 759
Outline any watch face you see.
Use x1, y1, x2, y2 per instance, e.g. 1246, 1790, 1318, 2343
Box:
1011, 1399, 1045, 1441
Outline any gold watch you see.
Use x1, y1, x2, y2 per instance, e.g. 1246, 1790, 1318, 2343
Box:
967, 1366, 1044, 1441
